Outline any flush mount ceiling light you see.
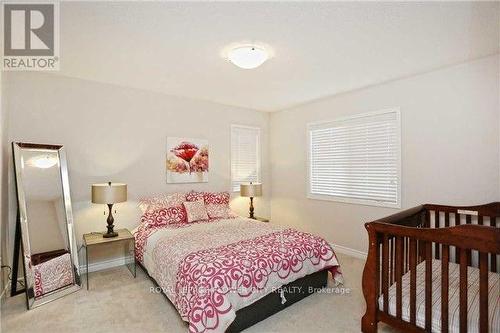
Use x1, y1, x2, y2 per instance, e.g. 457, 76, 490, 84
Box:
227, 45, 268, 69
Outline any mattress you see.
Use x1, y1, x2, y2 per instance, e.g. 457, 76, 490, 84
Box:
378, 259, 500, 333
134, 218, 342, 333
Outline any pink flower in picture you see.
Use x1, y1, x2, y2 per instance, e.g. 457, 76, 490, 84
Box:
171, 142, 199, 164
190, 146, 209, 172
167, 137, 209, 183
167, 157, 189, 173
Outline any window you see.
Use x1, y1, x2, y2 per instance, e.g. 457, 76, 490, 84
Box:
231, 125, 261, 192
308, 109, 401, 208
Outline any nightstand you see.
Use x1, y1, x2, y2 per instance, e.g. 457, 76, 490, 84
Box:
254, 217, 270, 223
82, 228, 136, 290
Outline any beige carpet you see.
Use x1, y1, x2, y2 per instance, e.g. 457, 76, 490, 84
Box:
1, 253, 399, 333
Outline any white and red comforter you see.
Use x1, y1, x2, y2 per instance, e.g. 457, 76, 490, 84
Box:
134, 218, 342, 333
33, 253, 74, 298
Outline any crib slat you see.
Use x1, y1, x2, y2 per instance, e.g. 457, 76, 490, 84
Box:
465, 215, 472, 266
409, 239, 417, 325
459, 249, 468, 333
435, 212, 440, 259
382, 234, 389, 313
391, 237, 395, 284
491, 217, 498, 273
405, 237, 409, 273
455, 213, 460, 264
479, 252, 489, 333
425, 242, 432, 331
441, 245, 449, 333
395, 236, 403, 319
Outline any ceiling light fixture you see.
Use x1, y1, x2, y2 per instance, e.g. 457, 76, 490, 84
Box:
227, 45, 268, 69
31, 155, 58, 169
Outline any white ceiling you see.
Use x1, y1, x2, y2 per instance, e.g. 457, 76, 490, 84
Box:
56, 1, 499, 112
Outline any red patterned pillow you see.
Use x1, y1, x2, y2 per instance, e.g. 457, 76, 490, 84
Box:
185, 190, 205, 202
138, 192, 186, 214
204, 192, 231, 219
183, 200, 209, 223
140, 206, 187, 228
204, 191, 230, 204
185, 191, 233, 220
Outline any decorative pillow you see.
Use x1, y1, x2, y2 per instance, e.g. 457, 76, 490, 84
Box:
204, 192, 231, 219
205, 203, 230, 219
183, 200, 209, 223
138, 192, 186, 214
185, 190, 205, 202
140, 206, 187, 228
204, 191, 230, 204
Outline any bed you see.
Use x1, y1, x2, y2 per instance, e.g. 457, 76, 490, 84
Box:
133, 217, 342, 333
362, 203, 500, 333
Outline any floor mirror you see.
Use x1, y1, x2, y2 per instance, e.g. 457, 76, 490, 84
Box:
12, 142, 81, 309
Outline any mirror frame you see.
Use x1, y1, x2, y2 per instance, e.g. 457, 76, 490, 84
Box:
12, 142, 81, 309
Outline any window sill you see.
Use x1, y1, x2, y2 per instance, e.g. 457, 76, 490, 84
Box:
307, 193, 401, 209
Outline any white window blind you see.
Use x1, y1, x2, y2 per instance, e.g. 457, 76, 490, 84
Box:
308, 110, 401, 208
231, 125, 261, 192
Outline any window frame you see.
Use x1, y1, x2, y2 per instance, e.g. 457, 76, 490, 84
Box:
230, 124, 262, 193
306, 108, 402, 208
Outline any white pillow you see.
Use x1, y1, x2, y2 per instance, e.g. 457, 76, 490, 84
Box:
183, 200, 209, 223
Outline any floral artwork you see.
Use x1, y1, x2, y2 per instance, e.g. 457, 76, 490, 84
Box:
166, 137, 209, 183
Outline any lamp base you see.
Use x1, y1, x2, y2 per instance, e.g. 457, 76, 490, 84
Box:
103, 203, 118, 238
103, 231, 118, 238
248, 197, 255, 219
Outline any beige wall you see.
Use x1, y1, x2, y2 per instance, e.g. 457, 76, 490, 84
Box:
3, 56, 499, 264
269, 55, 500, 254
5, 72, 270, 264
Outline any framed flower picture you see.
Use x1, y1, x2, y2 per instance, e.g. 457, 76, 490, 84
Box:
166, 137, 209, 183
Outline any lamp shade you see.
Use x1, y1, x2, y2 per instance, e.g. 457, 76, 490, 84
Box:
91, 182, 127, 204
240, 183, 262, 197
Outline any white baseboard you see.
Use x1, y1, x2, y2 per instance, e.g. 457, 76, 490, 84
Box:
80, 256, 134, 274
331, 243, 367, 260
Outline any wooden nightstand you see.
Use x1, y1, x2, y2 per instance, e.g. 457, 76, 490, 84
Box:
83, 228, 136, 290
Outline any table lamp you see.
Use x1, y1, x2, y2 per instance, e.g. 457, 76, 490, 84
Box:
240, 182, 262, 219
91, 182, 127, 238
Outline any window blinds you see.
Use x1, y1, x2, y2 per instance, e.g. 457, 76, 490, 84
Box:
308, 110, 401, 207
231, 125, 261, 192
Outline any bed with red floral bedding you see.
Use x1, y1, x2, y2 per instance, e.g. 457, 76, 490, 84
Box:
134, 217, 342, 333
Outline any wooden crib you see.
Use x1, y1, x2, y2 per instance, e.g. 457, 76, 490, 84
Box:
361, 203, 500, 333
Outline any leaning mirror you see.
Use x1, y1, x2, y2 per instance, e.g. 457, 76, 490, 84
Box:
12, 142, 81, 309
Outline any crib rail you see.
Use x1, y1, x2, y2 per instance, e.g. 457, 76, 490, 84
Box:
361, 203, 500, 333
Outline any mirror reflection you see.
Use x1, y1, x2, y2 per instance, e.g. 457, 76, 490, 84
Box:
23, 150, 69, 254
13, 143, 81, 308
